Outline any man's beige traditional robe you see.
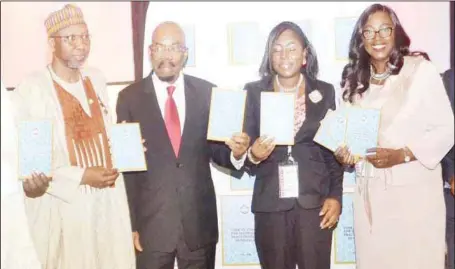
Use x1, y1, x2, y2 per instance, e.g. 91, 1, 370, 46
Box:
10, 68, 135, 269
1, 81, 42, 269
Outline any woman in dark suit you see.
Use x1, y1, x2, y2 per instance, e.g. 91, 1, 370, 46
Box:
242, 21, 344, 269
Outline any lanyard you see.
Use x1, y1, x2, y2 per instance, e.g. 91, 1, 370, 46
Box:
287, 145, 294, 162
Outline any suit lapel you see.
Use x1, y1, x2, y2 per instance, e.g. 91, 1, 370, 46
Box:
178, 75, 200, 161
143, 73, 160, 109
143, 73, 177, 159
294, 75, 324, 143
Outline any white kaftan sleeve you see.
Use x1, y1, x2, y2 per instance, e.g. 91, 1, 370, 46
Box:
9, 76, 85, 203
1, 81, 42, 269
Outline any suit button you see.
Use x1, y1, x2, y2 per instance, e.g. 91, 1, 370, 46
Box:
176, 162, 184, 168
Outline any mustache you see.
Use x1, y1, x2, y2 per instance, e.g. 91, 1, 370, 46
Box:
71, 54, 88, 60
158, 61, 176, 68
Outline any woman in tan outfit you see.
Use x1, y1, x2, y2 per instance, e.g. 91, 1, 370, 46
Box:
335, 4, 454, 269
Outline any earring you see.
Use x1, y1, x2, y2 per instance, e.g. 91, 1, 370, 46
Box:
387, 62, 397, 70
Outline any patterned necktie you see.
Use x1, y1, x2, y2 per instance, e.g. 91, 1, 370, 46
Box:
164, 85, 181, 157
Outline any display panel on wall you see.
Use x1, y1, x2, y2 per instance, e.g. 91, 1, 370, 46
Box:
230, 170, 255, 191
221, 195, 260, 266
334, 192, 357, 264
181, 24, 196, 67
334, 17, 357, 61
228, 22, 265, 66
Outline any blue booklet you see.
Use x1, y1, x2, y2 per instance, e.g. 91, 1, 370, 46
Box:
18, 120, 53, 179
314, 109, 347, 152
345, 107, 380, 156
260, 92, 295, 145
314, 107, 380, 156
109, 123, 147, 172
207, 88, 246, 141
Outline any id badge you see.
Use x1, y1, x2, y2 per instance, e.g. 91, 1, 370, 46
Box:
278, 155, 299, 198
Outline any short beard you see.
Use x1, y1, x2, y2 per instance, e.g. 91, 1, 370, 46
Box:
66, 60, 84, 69
158, 75, 176, 83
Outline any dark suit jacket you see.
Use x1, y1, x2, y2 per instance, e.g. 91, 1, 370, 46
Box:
442, 68, 454, 184
116, 73, 233, 252
242, 74, 344, 213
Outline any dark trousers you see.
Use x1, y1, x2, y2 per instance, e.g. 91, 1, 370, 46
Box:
445, 189, 454, 269
254, 205, 333, 269
136, 229, 216, 269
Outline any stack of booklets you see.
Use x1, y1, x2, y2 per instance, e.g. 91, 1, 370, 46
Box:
313, 107, 381, 156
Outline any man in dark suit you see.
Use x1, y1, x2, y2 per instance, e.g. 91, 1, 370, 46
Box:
442, 68, 454, 269
116, 22, 250, 269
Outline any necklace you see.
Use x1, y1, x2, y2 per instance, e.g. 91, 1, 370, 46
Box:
276, 73, 303, 92
370, 65, 391, 81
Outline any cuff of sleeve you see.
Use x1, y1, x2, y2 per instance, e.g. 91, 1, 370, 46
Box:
327, 192, 343, 212
230, 151, 247, 170
406, 142, 445, 170
247, 147, 261, 165
328, 192, 342, 202
46, 166, 85, 203
131, 218, 138, 232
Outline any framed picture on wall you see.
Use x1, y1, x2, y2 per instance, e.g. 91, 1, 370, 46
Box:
230, 170, 255, 191
220, 195, 260, 266
334, 192, 357, 264
227, 22, 265, 66
181, 24, 196, 67
334, 17, 357, 61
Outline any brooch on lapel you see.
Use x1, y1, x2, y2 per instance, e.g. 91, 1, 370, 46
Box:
309, 89, 323, 104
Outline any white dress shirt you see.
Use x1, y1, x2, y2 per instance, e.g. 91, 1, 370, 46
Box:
151, 72, 245, 169
49, 67, 91, 117
152, 71, 186, 133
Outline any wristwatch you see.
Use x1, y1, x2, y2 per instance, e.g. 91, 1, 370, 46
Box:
403, 148, 411, 163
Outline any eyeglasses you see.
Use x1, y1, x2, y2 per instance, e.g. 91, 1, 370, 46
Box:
53, 34, 91, 45
362, 27, 393, 40
272, 46, 302, 58
150, 44, 187, 54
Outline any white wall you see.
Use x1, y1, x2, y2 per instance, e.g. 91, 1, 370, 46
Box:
143, 2, 450, 88
0, 2, 134, 88
139, 2, 451, 269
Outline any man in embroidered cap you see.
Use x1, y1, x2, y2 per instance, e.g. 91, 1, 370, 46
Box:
9, 4, 135, 269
